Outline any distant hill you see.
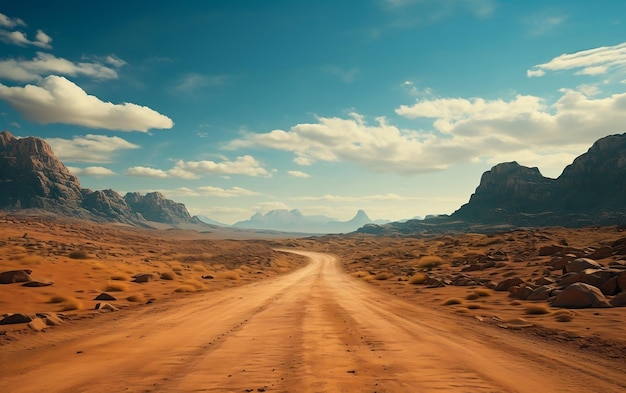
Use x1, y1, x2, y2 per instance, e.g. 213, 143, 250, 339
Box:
195, 215, 230, 227
359, 133, 626, 235
234, 208, 375, 233
0, 131, 200, 227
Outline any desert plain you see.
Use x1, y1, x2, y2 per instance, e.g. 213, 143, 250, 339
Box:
1, 213, 625, 392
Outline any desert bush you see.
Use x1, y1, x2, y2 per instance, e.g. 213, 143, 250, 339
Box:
104, 281, 128, 292
474, 288, 492, 297
466, 292, 480, 300
48, 295, 67, 303
216, 271, 240, 280
17, 254, 43, 265
525, 305, 551, 315
408, 273, 427, 285
68, 250, 89, 259
159, 271, 176, 280
553, 309, 574, 322
127, 294, 145, 302
418, 255, 443, 270
48, 295, 82, 310
443, 298, 463, 306
110, 274, 130, 281
467, 304, 482, 309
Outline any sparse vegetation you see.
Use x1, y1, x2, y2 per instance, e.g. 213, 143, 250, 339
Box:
110, 274, 130, 281
48, 295, 82, 311
159, 271, 176, 280
474, 288, 492, 297
554, 309, 574, 322
525, 305, 551, 315
408, 273, 427, 285
127, 294, 145, 302
466, 292, 480, 300
104, 281, 128, 292
417, 255, 443, 270
68, 250, 89, 259
443, 298, 463, 306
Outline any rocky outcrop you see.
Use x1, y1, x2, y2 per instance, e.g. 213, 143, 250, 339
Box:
0, 131, 200, 227
0, 131, 83, 211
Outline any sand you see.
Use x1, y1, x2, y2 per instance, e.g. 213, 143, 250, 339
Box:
1, 215, 625, 392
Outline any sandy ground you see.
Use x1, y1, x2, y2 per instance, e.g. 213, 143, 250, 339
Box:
1, 216, 625, 392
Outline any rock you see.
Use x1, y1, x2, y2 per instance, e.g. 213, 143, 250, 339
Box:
559, 269, 612, 288
509, 285, 533, 300
202, 275, 214, 280
618, 271, 626, 291
0, 269, 33, 284
36, 312, 64, 326
567, 258, 602, 273
551, 282, 611, 308
539, 245, 564, 256
495, 277, 524, 291
27, 317, 47, 332
0, 313, 32, 325
94, 303, 118, 312
599, 276, 618, 296
585, 246, 613, 260
22, 280, 54, 287
527, 285, 554, 301
133, 273, 156, 283
609, 292, 626, 307
124, 191, 194, 225
535, 276, 555, 286
94, 293, 117, 301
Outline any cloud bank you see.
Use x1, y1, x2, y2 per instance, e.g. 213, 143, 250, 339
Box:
528, 41, 626, 77
127, 155, 270, 179
45, 134, 140, 163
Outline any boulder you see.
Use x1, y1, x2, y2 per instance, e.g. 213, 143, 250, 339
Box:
27, 317, 47, 332
551, 282, 611, 308
618, 271, 626, 291
566, 258, 602, 273
585, 246, 613, 260
609, 292, 626, 307
0, 313, 32, 325
94, 293, 117, 301
0, 270, 33, 284
527, 285, 553, 301
534, 276, 555, 286
495, 277, 524, 291
600, 276, 618, 296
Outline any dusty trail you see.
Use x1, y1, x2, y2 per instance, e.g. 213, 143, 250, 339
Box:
1, 251, 624, 392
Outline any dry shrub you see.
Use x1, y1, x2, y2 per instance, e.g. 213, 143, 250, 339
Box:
443, 298, 463, 306
174, 285, 196, 293
525, 305, 551, 315
374, 272, 392, 281
17, 254, 43, 265
466, 292, 480, 300
48, 295, 67, 304
68, 250, 89, 259
408, 273, 427, 285
48, 295, 82, 311
418, 255, 443, 270
553, 309, 574, 322
110, 274, 130, 281
474, 288, 492, 297
159, 271, 176, 280
127, 294, 145, 302
104, 281, 128, 292
467, 304, 482, 309
192, 264, 207, 272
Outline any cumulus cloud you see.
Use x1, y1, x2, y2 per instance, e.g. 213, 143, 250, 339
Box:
0, 52, 122, 82
0, 13, 25, 28
66, 166, 116, 177
127, 155, 270, 179
45, 134, 140, 163
230, 88, 626, 177
528, 41, 626, 78
0, 13, 52, 49
0, 76, 174, 131
287, 170, 311, 178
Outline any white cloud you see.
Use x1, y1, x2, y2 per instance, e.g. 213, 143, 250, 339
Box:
46, 134, 140, 163
0, 13, 25, 29
287, 170, 311, 178
196, 186, 261, 197
0, 52, 122, 82
126, 155, 270, 179
524, 14, 567, 37
230, 88, 626, 176
528, 41, 626, 78
66, 166, 116, 177
0, 76, 174, 131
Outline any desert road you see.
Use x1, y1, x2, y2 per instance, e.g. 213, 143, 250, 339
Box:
1, 250, 624, 393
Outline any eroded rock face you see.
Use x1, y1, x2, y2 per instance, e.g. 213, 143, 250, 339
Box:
124, 192, 193, 224
0, 131, 83, 210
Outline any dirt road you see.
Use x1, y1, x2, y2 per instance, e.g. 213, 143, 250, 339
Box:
1, 251, 624, 392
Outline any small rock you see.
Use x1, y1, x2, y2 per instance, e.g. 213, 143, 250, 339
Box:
0, 270, 33, 284
27, 317, 47, 332
567, 258, 602, 273
133, 273, 156, 283
495, 277, 524, 291
36, 312, 64, 326
22, 280, 54, 287
0, 313, 32, 325
94, 293, 117, 301
95, 303, 118, 312
202, 275, 214, 280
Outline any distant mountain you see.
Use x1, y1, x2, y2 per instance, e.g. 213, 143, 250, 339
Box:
360, 133, 626, 235
234, 208, 374, 233
0, 131, 200, 227
195, 215, 230, 227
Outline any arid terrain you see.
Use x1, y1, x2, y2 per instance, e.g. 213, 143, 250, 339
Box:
1, 214, 625, 392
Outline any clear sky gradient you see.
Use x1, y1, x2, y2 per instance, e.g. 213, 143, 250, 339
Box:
1, 1, 625, 224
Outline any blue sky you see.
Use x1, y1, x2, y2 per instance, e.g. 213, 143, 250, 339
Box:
1, 1, 626, 224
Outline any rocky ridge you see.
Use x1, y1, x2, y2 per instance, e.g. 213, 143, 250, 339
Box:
0, 131, 198, 227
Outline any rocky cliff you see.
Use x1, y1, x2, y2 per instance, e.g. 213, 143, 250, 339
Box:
0, 131, 198, 227
360, 133, 626, 235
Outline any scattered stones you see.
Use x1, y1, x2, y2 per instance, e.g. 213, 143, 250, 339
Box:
551, 282, 612, 309
0, 269, 33, 284
36, 312, 64, 326
566, 258, 602, 273
94, 293, 117, 301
